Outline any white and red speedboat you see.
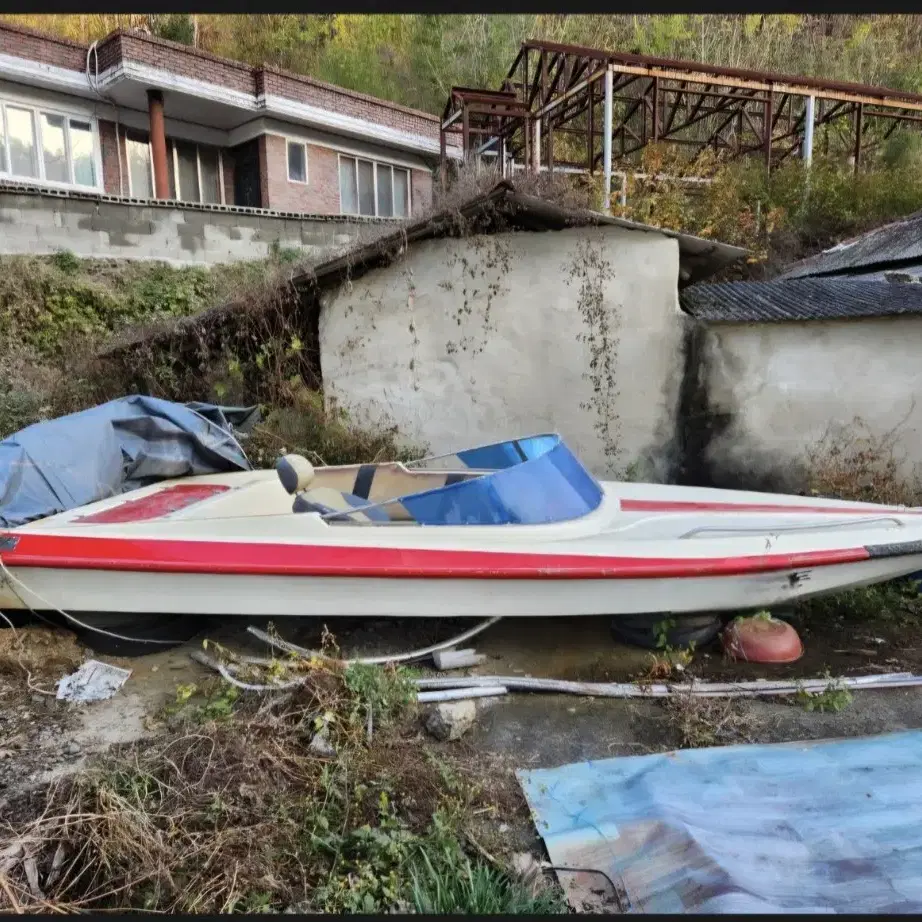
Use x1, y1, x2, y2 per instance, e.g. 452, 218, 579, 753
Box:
2, 434, 922, 619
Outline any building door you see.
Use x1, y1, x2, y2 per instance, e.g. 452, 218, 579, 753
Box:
232, 139, 262, 208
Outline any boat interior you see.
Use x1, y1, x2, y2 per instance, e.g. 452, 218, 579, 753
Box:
277, 454, 486, 523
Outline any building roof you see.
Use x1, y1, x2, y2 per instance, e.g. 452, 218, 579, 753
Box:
102, 180, 746, 358
681, 277, 922, 323
780, 211, 922, 280
0, 20, 451, 158
290, 180, 747, 293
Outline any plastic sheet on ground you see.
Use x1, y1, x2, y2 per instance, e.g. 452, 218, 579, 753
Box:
0, 395, 257, 527
518, 730, 922, 914
56, 659, 132, 702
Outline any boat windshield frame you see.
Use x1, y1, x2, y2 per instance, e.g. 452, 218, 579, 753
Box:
319, 434, 603, 527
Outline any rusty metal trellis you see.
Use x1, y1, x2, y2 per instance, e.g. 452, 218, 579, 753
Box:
440, 37, 922, 182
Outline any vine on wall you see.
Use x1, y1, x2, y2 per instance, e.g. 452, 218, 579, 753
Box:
565, 235, 622, 470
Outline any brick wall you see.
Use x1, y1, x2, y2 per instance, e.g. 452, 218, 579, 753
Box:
258, 135, 270, 210
0, 21, 87, 70
259, 134, 339, 215
261, 69, 438, 142
103, 31, 256, 95
0, 23, 443, 153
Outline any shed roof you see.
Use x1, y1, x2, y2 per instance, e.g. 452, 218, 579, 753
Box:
780, 210, 922, 280
681, 277, 922, 323
100, 181, 744, 359
288, 180, 746, 293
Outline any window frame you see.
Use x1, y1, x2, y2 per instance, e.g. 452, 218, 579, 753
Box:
286, 139, 308, 185
0, 98, 103, 191
121, 129, 225, 205
337, 153, 411, 219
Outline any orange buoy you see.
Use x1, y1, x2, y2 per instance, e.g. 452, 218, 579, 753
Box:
722, 613, 803, 663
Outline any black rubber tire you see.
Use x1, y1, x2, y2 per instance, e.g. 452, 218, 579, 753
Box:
610, 612, 723, 650
0, 609, 39, 629
40, 611, 207, 657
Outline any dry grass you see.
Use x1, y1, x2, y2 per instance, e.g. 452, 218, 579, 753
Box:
0, 649, 541, 914
661, 691, 756, 750
803, 414, 922, 506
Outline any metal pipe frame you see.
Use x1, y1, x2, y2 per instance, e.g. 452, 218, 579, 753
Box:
441, 37, 922, 180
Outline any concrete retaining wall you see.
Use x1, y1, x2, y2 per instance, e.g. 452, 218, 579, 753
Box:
0, 184, 393, 266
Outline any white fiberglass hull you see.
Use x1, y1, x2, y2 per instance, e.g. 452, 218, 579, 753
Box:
3, 555, 922, 619
2, 470, 922, 618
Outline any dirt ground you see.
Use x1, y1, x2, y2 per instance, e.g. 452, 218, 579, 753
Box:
3, 609, 922, 808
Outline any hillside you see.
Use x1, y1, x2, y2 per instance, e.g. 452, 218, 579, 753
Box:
6, 14, 922, 116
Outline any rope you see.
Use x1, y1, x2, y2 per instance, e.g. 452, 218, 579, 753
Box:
0, 557, 182, 646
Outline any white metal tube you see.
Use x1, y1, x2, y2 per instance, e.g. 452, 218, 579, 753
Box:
803, 95, 815, 166
418, 686, 508, 703
603, 66, 614, 213
532, 117, 541, 173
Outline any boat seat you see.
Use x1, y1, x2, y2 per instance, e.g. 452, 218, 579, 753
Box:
276, 454, 315, 495
292, 487, 391, 523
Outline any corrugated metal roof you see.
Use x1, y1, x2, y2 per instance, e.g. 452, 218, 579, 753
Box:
681, 277, 922, 323
781, 211, 922, 280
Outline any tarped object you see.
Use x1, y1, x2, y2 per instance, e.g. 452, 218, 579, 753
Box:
57, 659, 132, 702
0, 395, 256, 528
519, 730, 922, 914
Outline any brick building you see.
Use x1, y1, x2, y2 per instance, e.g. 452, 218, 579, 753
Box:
0, 21, 454, 217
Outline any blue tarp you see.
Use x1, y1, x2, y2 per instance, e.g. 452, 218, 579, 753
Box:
0, 396, 255, 528
519, 730, 922, 914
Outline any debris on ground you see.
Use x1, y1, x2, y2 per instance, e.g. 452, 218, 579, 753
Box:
56, 660, 132, 702
425, 699, 477, 741
722, 611, 804, 663
432, 647, 487, 670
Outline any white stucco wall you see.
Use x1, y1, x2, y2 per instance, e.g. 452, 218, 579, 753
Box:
319, 225, 686, 478
703, 316, 922, 487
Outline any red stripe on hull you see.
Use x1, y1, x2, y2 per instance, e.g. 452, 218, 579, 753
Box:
0, 533, 870, 579
619, 498, 920, 516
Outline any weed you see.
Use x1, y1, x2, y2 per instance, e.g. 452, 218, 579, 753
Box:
49, 249, 81, 274
803, 416, 921, 507
662, 691, 755, 749
798, 580, 921, 629
343, 661, 417, 729
409, 846, 565, 914
795, 675, 853, 713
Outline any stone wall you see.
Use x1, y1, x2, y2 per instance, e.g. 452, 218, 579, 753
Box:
0, 184, 395, 266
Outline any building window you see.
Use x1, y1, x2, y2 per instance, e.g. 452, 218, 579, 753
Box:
0, 100, 99, 188
339, 155, 410, 218
170, 140, 225, 204
122, 130, 224, 204
287, 140, 307, 184
124, 129, 153, 198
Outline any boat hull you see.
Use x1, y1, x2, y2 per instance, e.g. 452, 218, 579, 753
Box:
2, 552, 921, 618
4, 469, 922, 619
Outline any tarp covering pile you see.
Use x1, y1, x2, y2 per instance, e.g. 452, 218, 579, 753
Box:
519, 730, 922, 913
0, 396, 256, 527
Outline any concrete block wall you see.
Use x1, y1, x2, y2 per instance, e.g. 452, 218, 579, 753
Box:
0, 185, 396, 267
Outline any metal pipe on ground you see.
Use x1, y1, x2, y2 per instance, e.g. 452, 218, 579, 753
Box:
414, 672, 922, 699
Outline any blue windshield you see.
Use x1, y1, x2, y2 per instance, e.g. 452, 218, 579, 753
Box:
400, 435, 602, 526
